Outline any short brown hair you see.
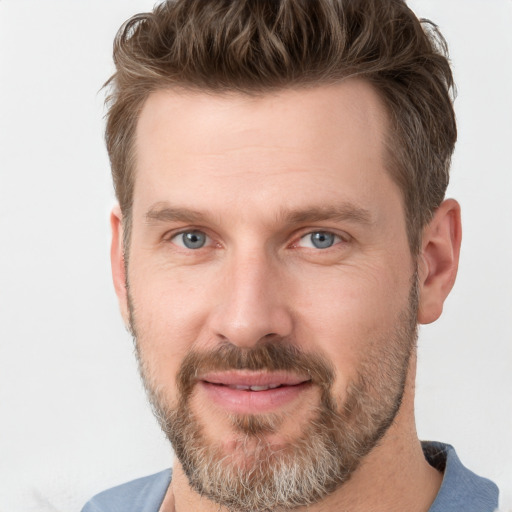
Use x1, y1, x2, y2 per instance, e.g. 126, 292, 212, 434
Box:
105, 0, 456, 254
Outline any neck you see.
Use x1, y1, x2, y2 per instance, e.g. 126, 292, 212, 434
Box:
160, 353, 443, 512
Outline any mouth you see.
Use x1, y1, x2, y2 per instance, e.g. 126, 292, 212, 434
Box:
214, 383, 285, 391
197, 371, 312, 414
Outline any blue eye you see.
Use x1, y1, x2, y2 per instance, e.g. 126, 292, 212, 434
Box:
172, 231, 209, 249
299, 231, 339, 249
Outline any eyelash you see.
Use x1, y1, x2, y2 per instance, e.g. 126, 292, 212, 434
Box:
167, 229, 214, 250
164, 228, 350, 252
295, 231, 344, 249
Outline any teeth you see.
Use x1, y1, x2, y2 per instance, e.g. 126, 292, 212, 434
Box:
227, 384, 282, 391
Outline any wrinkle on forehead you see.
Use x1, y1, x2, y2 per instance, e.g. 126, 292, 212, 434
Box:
135, 80, 388, 165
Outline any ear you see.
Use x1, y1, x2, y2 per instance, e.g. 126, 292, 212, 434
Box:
417, 199, 462, 325
110, 205, 130, 327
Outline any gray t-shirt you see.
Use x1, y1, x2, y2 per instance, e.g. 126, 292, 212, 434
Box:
81, 442, 499, 512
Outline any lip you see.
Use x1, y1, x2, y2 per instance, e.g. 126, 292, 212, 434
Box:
200, 370, 309, 388
198, 371, 312, 414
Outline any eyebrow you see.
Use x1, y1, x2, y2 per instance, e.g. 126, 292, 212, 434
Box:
145, 202, 373, 227
146, 203, 207, 224
282, 204, 373, 226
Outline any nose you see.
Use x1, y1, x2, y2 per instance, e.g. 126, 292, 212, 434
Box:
207, 249, 293, 348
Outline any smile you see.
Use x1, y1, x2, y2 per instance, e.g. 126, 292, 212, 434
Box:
222, 384, 282, 391
197, 371, 312, 414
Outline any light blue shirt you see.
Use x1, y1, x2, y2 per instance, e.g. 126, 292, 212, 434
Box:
82, 442, 499, 511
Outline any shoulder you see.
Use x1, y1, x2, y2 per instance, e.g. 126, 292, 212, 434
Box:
81, 469, 172, 512
423, 441, 499, 512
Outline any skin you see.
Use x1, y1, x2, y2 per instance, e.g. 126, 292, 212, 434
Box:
111, 80, 462, 512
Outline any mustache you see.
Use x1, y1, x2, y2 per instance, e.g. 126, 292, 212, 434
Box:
176, 341, 336, 399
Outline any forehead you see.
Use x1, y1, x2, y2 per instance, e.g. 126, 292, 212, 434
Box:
132, 81, 397, 221
135, 80, 389, 163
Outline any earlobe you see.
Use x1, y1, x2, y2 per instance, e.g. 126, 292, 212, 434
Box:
110, 205, 130, 327
417, 199, 462, 325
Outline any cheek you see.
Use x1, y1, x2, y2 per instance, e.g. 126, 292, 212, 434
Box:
290, 261, 411, 380
128, 266, 215, 393
129, 254, 216, 334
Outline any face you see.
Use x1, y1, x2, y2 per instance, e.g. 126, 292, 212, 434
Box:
121, 81, 419, 511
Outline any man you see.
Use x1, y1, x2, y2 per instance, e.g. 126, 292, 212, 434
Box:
82, 0, 500, 511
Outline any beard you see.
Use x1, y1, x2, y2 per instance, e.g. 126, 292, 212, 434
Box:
129, 280, 418, 512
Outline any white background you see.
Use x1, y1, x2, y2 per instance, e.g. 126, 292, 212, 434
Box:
0, 1, 511, 511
